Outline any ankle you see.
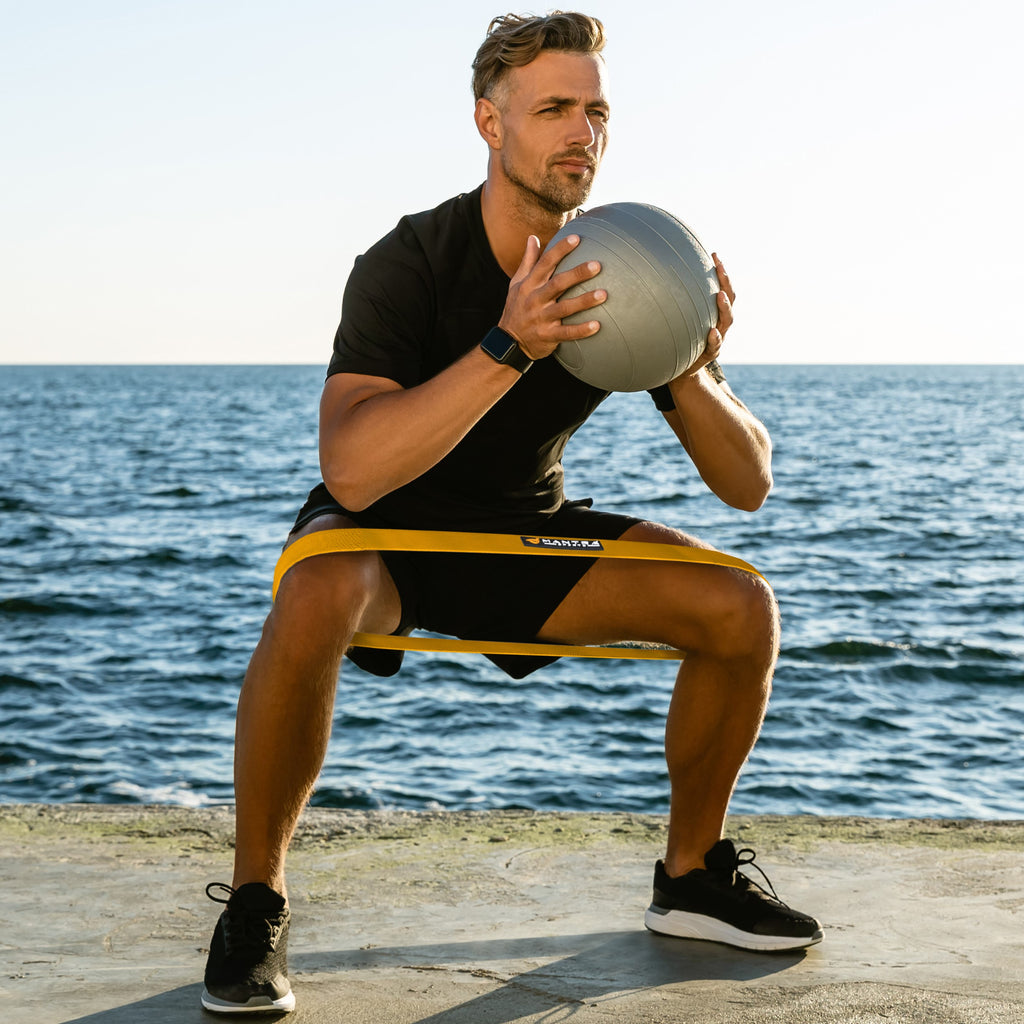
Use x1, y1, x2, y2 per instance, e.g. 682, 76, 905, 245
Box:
662, 853, 704, 878
231, 873, 287, 904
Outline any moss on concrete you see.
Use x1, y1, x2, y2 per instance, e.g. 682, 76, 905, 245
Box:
2, 804, 1022, 856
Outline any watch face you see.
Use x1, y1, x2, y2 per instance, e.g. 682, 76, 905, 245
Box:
482, 329, 513, 361
481, 327, 532, 371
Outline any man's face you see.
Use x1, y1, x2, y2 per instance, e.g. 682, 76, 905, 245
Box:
494, 50, 609, 215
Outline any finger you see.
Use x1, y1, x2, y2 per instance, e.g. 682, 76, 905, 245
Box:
534, 232, 585, 277
712, 252, 736, 304
705, 327, 723, 360
555, 316, 602, 341
716, 289, 733, 334
557, 286, 607, 320
510, 235, 542, 285
549, 257, 602, 299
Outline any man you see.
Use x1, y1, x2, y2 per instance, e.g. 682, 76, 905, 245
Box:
201, 12, 821, 1015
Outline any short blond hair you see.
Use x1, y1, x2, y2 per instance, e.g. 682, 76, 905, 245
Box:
471, 11, 606, 105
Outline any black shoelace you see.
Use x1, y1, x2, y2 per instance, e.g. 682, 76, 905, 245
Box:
733, 847, 788, 907
206, 881, 237, 906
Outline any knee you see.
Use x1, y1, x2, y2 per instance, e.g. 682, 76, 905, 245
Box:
271, 552, 380, 637
699, 571, 779, 667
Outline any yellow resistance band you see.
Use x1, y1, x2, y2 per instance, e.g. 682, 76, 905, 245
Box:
272, 528, 764, 662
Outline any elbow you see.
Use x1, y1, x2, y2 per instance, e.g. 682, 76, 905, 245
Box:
735, 490, 769, 513
751, 472, 774, 511
334, 488, 373, 514
735, 439, 774, 511
324, 481, 375, 514
321, 463, 379, 514
728, 468, 773, 512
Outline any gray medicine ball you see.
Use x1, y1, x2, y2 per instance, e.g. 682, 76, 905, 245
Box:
545, 202, 719, 392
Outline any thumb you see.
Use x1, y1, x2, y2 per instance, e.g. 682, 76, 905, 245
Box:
510, 235, 541, 284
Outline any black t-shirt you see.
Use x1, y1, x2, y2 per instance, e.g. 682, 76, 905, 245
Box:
326, 185, 671, 531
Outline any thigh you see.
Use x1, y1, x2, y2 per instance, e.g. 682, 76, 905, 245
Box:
537, 520, 774, 655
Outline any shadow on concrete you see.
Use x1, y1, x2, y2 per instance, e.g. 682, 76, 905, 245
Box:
60, 982, 217, 1024
306, 927, 806, 1023
61, 929, 805, 1023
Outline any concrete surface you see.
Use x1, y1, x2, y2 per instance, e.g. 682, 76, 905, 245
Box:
1, 805, 1022, 1023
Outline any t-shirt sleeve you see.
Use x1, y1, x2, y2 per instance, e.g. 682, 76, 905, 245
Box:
646, 360, 727, 411
326, 222, 433, 389
647, 383, 675, 411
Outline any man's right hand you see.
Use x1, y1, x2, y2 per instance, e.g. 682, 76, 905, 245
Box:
321, 235, 608, 512
497, 234, 607, 361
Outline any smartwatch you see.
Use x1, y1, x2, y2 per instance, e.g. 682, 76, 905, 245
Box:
479, 326, 534, 374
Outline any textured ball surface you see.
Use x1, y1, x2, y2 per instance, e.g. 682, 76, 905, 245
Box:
546, 203, 719, 392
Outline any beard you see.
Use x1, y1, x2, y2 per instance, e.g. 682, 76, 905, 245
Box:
501, 150, 597, 215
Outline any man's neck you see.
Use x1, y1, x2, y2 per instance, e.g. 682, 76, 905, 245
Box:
479, 177, 575, 278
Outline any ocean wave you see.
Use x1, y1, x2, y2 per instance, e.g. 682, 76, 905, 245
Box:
105, 780, 219, 807
3, 364, 1022, 818
783, 639, 914, 660
149, 485, 202, 498
0, 595, 134, 617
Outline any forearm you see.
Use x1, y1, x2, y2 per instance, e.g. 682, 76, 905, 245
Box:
319, 346, 522, 511
664, 369, 773, 511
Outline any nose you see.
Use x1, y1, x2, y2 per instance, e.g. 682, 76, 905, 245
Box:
567, 106, 597, 149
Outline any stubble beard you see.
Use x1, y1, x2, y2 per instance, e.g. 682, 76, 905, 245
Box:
502, 155, 596, 217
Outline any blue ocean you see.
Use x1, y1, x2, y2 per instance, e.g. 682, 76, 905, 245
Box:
1, 364, 1022, 819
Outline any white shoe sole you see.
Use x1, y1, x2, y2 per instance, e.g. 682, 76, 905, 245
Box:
201, 986, 296, 1014
645, 905, 823, 952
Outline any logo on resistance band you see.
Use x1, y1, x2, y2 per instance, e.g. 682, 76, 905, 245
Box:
520, 536, 604, 551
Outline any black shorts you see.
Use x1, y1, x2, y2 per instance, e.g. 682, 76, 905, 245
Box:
291, 483, 643, 679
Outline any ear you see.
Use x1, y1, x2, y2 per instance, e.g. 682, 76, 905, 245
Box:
474, 97, 503, 151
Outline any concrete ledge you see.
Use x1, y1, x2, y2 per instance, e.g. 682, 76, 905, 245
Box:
2, 805, 1023, 1023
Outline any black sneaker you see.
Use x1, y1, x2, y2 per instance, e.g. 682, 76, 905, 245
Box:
201, 882, 296, 1014
644, 838, 823, 952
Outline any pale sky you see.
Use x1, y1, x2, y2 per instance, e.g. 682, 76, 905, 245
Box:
2, 0, 1021, 365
